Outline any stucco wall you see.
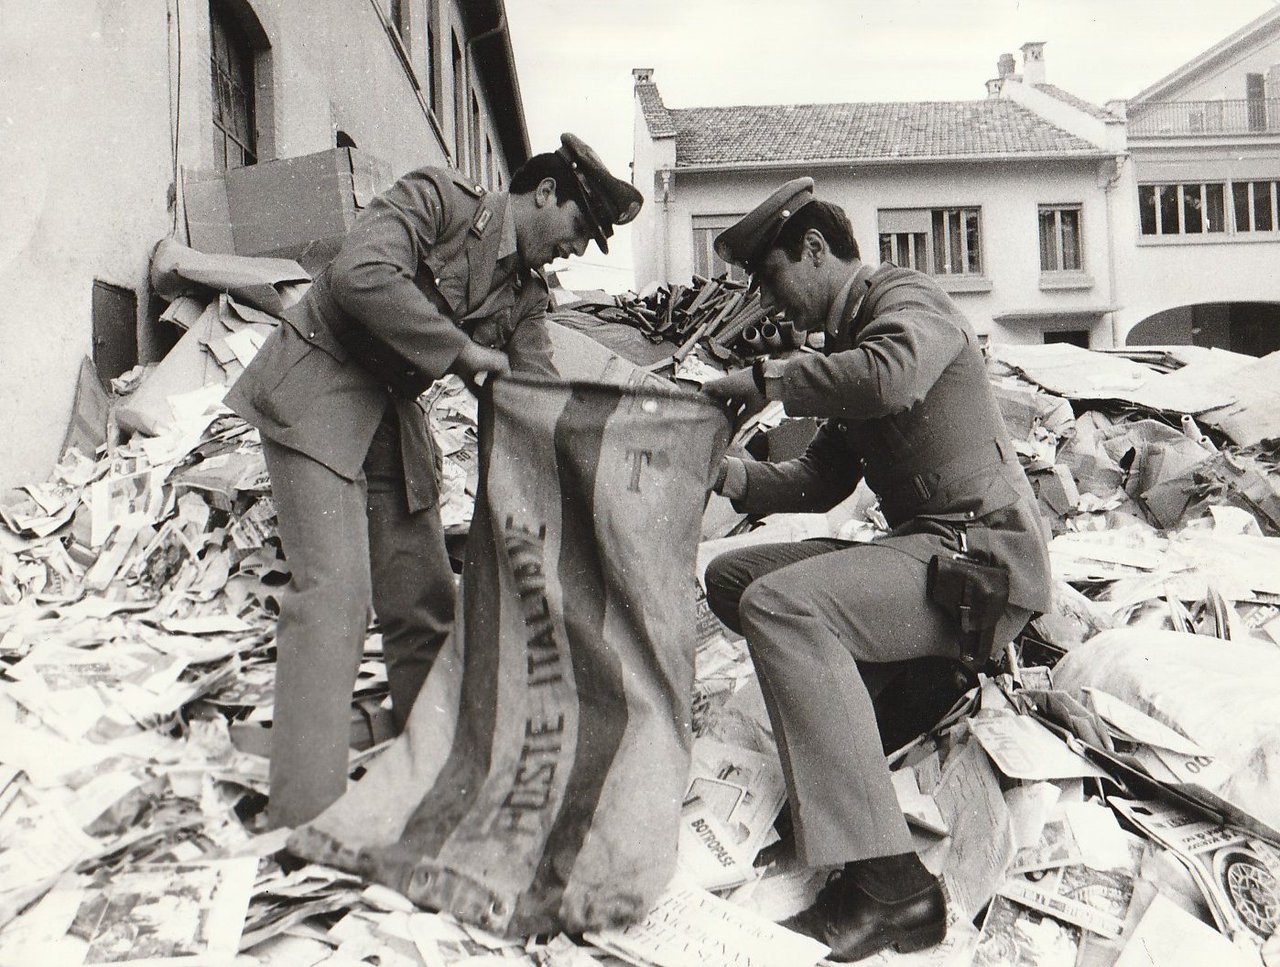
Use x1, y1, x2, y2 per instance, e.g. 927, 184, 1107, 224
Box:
0, 0, 517, 491
1, 3, 176, 492
647, 157, 1114, 346
1160, 38, 1280, 101
1118, 23, 1280, 338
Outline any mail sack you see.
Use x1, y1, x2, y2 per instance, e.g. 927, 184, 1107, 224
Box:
289, 375, 730, 936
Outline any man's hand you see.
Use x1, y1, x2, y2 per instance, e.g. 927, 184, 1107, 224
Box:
453, 341, 511, 384
702, 365, 766, 428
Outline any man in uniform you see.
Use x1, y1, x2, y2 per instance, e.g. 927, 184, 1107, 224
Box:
227, 134, 641, 829
701, 178, 1051, 961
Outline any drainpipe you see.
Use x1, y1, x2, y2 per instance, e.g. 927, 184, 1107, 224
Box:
1103, 155, 1125, 347
659, 169, 673, 284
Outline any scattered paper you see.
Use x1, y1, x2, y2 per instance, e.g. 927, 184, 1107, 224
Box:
1113, 893, 1257, 966
932, 739, 1014, 920
585, 880, 829, 967
970, 711, 1108, 782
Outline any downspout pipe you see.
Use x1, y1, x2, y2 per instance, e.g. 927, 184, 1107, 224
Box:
1103, 154, 1125, 347
659, 169, 672, 285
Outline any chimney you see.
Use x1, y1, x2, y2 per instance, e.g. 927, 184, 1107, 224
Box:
632, 67, 654, 85
997, 53, 1016, 78
1021, 42, 1046, 85
986, 78, 1004, 98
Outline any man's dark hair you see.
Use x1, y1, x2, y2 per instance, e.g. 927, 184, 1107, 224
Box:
509, 152, 586, 210
771, 200, 860, 263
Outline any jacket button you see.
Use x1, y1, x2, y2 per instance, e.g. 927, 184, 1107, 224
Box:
309, 331, 316, 338
967, 511, 976, 518
435, 277, 442, 285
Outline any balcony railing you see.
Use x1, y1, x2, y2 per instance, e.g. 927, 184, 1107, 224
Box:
1128, 98, 1280, 136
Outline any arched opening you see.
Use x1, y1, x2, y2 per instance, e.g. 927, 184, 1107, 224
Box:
1126, 302, 1280, 357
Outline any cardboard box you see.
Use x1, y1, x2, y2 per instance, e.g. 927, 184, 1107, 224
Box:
185, 148, 396, 275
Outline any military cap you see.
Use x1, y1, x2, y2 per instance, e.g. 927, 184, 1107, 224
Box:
555, 133, 643, 254
713, 177, 816, 270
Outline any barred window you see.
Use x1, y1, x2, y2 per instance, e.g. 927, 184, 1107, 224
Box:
209, 0, 257, 169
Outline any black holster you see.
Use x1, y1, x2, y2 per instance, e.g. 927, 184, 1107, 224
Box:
927, 552, 1010, 671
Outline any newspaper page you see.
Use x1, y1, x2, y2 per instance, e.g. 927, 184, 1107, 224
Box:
1112, 893, 1256, 967
676, 796, 755, 891
931, 738, 1014, 920
1010, 800, 1131, 875
998, 863, 1134, 938
0, 881, 84, 964
969, 710, 1108, 782
686, 737, 786, 862
407, 911, 530, 966
1082, 687, 1233, 791
972, 894, 1081, 967
60, 858, 257, 965
584, 879, 829, 967
1110, 797, 1280, 949
893, 767, 949, 836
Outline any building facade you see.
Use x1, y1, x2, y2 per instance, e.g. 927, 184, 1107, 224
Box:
632, 58, 1124, 351
633, 9, 1280, 357
0, 0, 529, 490
1118, 6, 1280, 355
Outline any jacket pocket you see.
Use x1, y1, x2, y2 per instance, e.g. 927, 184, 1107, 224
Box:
251, 329, 343, 429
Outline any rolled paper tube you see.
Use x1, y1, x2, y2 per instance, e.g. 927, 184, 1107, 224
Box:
761, 322, 784, 351
774, 320, 799, 349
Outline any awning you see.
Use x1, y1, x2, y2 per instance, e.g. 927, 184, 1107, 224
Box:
991, 305, 1119, 324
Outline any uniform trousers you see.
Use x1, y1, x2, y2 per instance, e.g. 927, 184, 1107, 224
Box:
705, 538, 1029, 868
261, 414, 456, 828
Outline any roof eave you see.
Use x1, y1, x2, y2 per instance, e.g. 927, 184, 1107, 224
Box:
1129, 6, 1280, 107
672, 151, 1115, 172
461, 0, 531, 168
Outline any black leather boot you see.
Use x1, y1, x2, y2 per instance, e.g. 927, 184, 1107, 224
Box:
780, 852, 946, 962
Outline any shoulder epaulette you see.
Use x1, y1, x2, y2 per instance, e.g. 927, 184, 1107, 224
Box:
446, 170, 486, 199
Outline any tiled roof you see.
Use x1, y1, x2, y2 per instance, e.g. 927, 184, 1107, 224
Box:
1034, 83, 1117, 120
661, 100, 1104, 167
635, 82, 677, 138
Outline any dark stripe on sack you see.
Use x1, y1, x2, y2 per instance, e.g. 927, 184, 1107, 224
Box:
517, 384, 630, 926
385, 382, 504, 859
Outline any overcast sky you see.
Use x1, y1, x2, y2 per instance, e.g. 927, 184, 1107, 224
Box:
504, 0, 1278, 292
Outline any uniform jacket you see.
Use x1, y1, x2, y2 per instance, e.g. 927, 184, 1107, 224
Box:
739, 262, 1052, 612
226, 166, 555, 512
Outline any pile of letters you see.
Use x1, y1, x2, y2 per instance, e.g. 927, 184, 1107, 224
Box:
2, 251, 1280, 965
